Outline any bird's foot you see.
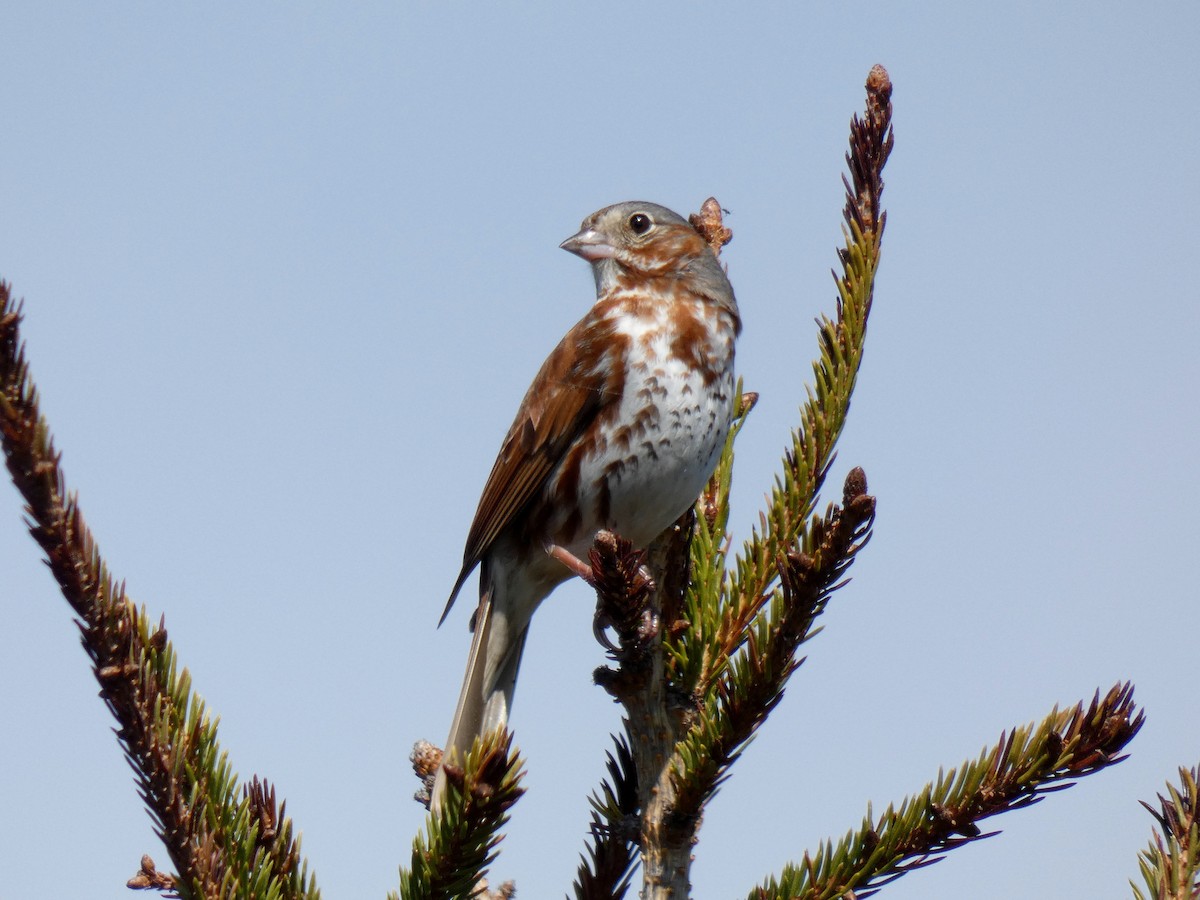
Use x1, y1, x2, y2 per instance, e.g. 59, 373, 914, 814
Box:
546, 543, 595, 585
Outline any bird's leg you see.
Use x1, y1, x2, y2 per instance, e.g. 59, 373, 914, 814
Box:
546, 543, 596, 585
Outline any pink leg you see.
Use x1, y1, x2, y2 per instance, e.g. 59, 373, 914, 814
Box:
546, 543, 594, 584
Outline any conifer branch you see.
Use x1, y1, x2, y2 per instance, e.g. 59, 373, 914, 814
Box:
580, 67, 893, 899
661, 62, 891, 855
672, 468, 875, 816
749, 683, 1143, 899
242, 778, 309, 895
398, 730, 525, 900
572, 535, 652, 900
1133, 763, 1200, 900
571, 736, 640, 900
706, 65, 892, 692
0, 282, 318, 899
589, 520, 697, 900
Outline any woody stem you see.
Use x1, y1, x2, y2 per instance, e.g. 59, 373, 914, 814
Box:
633, 522, 695, 899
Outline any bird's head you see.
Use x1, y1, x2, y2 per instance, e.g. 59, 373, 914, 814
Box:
560, 201, 736, 321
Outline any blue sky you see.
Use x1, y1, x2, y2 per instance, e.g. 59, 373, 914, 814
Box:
2, 3, 1198, 898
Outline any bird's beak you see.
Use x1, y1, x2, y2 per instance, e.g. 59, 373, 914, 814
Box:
560, 228, 616, 261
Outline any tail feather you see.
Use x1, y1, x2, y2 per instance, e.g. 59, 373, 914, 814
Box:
431, 589, 529, 810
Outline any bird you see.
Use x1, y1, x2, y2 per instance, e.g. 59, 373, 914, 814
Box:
432, 200, 740, 807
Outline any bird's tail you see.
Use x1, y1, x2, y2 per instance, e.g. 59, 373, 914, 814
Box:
431, 587, 528, 810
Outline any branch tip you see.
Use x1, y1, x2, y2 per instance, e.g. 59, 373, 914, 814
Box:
689, 197, 733, 257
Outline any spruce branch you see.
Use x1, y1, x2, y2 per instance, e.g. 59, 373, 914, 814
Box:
0, 282, 318, 899
1133, 763, 1200, 900
571, 736, 640, 900
399, 729, 525, 900
672, 468, 875, 817
703, 64, 892, 693
579, 67, 893, 899
662, 61, 892, 858
750, 683, 1144, 899
583, 515, 697, 899
242, 777, 309, 894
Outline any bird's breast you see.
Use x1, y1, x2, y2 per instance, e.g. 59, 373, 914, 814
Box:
551, 294, 737, 556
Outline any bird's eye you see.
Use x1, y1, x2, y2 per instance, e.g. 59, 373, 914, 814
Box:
628, 213, 652, 235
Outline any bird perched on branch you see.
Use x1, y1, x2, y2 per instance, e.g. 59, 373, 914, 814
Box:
433, 200, 740, 807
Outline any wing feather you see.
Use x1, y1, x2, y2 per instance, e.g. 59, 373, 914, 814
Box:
440, 310, 621, 623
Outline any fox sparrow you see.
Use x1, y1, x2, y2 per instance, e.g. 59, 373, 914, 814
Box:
433, 201, 740, 805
